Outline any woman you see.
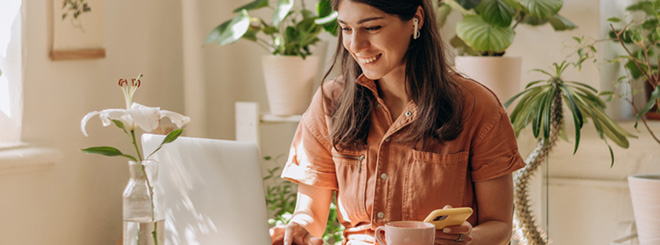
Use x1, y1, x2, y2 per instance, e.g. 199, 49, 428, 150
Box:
269, 0, 525, 244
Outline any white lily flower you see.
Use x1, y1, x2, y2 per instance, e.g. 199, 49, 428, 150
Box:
81, 102, 191, 137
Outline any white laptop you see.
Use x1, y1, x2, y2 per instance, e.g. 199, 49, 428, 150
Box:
142, 134, 271, 245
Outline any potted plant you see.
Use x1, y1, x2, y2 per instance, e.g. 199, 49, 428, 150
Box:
206, 0, 337, 116
262, 155, 344, 245
607, 1, 660, 243
436, 0, 577, 103
504, 39, 636, 244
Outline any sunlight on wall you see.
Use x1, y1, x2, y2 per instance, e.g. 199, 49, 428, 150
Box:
0, 0, 22, 143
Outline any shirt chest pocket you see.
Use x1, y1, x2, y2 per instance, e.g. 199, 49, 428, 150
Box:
332, 151, 368, 225
403, 150, 469, 220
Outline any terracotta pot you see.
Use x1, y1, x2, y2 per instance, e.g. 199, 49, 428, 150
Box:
628, 174, 660, 244
261, 56, 320, 116
454, 56, 522, 108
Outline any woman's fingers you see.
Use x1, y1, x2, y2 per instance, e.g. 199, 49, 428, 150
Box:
281, 222, 323, 245
269, 224, 287, 245
434, 221, 473, 244
309, 237, 325, 245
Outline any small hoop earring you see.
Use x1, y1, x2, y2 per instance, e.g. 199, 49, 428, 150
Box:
413, 18, 420, 40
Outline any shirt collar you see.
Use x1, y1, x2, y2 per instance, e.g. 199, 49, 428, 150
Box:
355, 74, 419, 122
356, 74, 379, 97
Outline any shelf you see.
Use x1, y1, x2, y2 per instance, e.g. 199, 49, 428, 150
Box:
260, 113, 302, 123
235, 102, 302, 150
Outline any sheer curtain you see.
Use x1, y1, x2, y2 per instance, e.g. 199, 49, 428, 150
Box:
0, 0, 23, 146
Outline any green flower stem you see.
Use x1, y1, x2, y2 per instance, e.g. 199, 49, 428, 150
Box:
130, 130, 143, 161
131, 129, 158, 245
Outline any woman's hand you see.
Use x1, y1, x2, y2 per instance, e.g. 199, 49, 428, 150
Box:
270, 222, 325, 245
434, 205, 473, 244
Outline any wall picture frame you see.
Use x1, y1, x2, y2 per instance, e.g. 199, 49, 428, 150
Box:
50, 0, 105, 60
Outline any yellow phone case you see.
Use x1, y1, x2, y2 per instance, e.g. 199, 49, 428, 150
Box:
423, 207, 473, 229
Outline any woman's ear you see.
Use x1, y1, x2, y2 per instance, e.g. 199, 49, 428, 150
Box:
414, 5, 425, 30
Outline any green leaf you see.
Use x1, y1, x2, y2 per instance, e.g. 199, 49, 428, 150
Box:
317, 0, 333, 18
82, 146, 137, 161
111, 119, 128, 134
607, 145, 614, 167
456, 0, 483, 10
532, 90, 549, 138
599, 91, 614, 102
608, 17, 622, 23
547, 14, 578, 31
436, 4, 453, 27
476, 0, 516, 27
625, 59, 644, 79
315, 0, 338, 36
145, 128, 185, 160
625, 1, 656, 15
456, 15, 515, 53
566, 81, 598, 93
532, 68, 554, 78
520, 0, 562, 19
262, 22, 279, 35
205, 10, 251, 45
449, 35, 481, 56
233, 0, 269, 12
541, 87, 556, 141
162, 128, 184, 144
636, 85, 660, 121
273, 0, 294, 27
559, 84, 584, 154
521, 14, 549, 26
642, 19, 658, 30
243, 26, 259, 42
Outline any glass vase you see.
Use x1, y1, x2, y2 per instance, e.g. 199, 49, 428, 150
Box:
123, 159, 165, 245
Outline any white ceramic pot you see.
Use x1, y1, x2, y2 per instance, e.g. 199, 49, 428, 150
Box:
454, 56, 522, 106
628, 174, 660, 244
261, 55, 320, 116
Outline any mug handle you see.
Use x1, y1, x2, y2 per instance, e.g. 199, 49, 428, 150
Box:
375, 226, 387, 244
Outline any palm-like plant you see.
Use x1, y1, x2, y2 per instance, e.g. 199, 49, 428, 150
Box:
504, 53, 636, 244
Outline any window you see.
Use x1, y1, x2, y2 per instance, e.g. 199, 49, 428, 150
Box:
0, 0, 23, 147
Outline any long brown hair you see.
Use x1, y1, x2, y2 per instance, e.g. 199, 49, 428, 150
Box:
324, 0, 464, 150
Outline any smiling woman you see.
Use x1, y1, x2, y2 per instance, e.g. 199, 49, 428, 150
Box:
268, 0, 526, 244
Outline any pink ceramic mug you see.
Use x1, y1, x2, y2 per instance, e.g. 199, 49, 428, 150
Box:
375, 221, 435, 245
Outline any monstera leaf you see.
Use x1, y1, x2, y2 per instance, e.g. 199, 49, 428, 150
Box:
456, 15, 514, 53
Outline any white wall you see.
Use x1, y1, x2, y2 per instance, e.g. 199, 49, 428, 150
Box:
0, 0, 183, 244
2, 0, 656, 244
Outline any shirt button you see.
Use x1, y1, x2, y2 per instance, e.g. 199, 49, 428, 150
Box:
376, 104, 382, 108
380, 173, 388, 180
405, 111, 412, 117
377, 212, 385, 219
384, 137, 390, 142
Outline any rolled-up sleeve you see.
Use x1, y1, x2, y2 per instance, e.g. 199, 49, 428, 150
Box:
281, 88, 338, 190
470, 108, 526, 182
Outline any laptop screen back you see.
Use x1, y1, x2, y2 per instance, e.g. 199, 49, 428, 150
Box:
142, 134, 271, 245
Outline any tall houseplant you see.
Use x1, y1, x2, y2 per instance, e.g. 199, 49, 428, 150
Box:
607, 1, 660, 243
607, 0, 660, 142
436, 0, 577, 105
504, 43, 636, 244
206, 0, 337, 116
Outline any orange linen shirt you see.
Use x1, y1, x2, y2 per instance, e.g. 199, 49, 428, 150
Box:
281, 74, 525, 245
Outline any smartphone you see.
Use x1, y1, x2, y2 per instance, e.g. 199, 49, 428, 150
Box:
423, 207, 473, 229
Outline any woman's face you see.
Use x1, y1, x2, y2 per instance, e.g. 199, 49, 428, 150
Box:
337, 0, 415, 81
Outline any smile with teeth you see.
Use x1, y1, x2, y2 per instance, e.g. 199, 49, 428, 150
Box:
359, 54, 382, 64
